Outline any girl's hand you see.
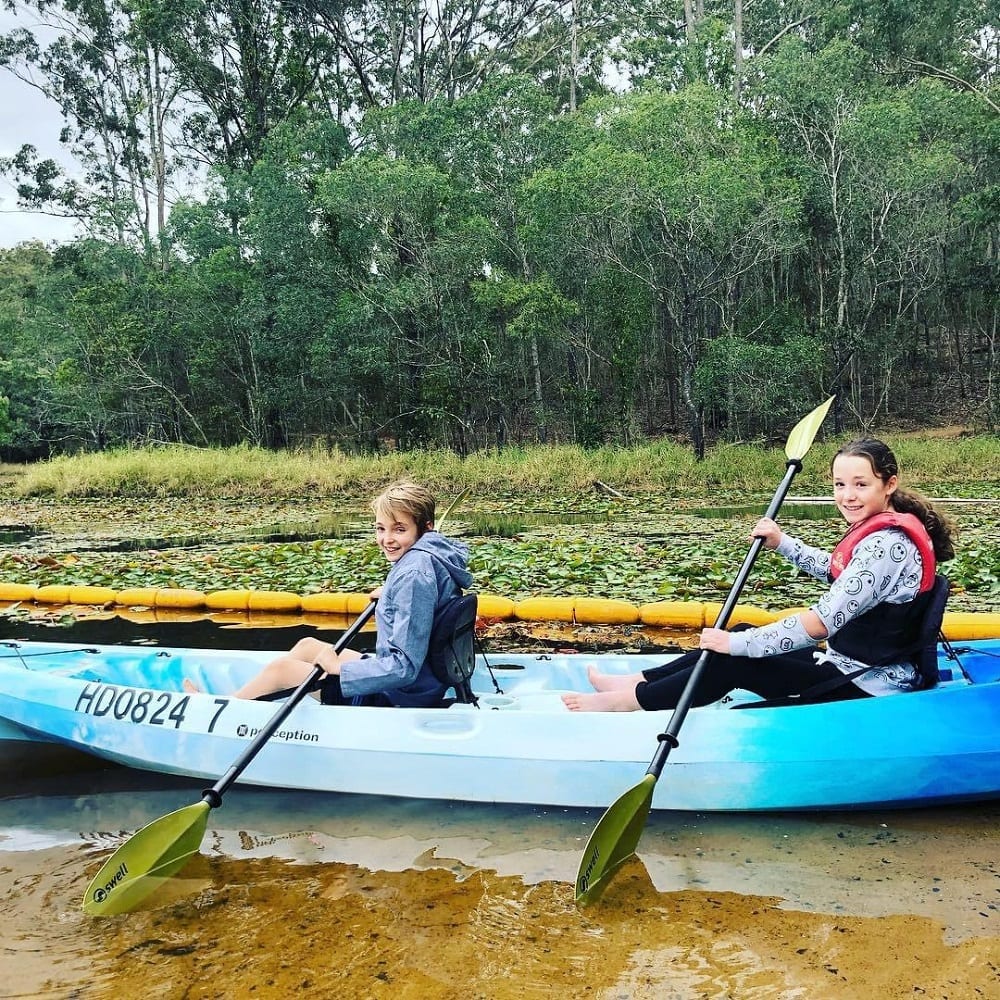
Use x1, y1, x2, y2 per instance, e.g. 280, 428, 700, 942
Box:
698, 627, 731, 654
751, 517, 782, 550
368, 585, 383, 600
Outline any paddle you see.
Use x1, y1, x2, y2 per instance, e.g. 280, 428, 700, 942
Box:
574, 396, 835, 905
82, 600, 376, 916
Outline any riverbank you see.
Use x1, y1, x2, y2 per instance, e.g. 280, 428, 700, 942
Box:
2, 488, 999, 620
6, 432, 1000, 499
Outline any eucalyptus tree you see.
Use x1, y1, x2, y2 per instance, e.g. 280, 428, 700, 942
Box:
0, 241, 98, 455
0, 237, 193, 451
313, 96, 503, 450
0, 243, 55, 456
163, 113, 353, 447
310, 76, 585, 449
605, 1, 999, 109
413, 77, 575, 443
755, 38, 986, 429
0, 0, 187, 252
153, 0, 336, 173
525, 84, 804, 456
301, 0, 596, 112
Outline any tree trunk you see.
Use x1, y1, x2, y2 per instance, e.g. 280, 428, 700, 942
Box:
733, 0, 743, 100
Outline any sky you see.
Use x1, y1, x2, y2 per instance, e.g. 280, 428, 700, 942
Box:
0, 7, 81, 248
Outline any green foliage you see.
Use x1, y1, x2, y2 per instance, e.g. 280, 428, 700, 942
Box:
696, 330, 823, 442
0, 3, 996, 456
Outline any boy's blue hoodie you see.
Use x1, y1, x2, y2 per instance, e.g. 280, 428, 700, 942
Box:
339, 531, 473, 707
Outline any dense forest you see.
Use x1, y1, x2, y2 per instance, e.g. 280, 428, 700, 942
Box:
0, 1, 997, 460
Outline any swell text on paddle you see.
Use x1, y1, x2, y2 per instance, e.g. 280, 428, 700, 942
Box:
91, 861, 128, 905
74, 683, 229, 732
578, 846, 600, 894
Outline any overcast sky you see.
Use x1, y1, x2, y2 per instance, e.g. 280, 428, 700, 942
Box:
0, 7, 81, 248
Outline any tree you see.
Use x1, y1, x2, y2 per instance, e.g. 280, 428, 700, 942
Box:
0, 0, 186, 252
303, 0, 582, 112
526, 85, 803, 455
757, 38, 984, 428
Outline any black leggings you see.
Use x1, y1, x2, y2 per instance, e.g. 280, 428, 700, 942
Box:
636, 644, 871, 712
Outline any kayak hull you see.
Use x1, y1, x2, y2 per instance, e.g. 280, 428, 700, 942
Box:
1, 640, 998, 811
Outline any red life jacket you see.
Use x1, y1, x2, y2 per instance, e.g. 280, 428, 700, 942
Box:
829, 511, 936, 593
824, 511, 940, 683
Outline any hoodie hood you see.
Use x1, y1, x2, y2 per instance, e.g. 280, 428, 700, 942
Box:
408, 530, 473, 589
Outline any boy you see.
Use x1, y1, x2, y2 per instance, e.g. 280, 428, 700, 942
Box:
187, 482, 472, 707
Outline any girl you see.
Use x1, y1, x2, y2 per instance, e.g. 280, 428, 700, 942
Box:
563, 438, 956, 712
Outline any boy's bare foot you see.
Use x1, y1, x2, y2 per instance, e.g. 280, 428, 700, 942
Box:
561, 689, 641, 712
587, 665, 642, 692
182, 678, 201, 694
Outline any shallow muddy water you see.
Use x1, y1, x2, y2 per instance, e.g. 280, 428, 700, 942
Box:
2, 762, 998, 999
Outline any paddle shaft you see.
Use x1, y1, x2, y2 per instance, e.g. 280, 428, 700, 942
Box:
202, 600, 377, 807
646, 458, 803, 779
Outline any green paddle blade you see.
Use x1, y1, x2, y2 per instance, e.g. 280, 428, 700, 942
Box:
82, 800, 211, 917
575, 774, 656, 905
437, 486, 470, 532
785, 396, 834, 462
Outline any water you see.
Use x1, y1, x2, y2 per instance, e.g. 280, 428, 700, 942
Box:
2, 761, 998, 997
0, 525, 37, 544
9, 508, 607, 556
0, 614, 359, 653
1, 659, 998, 997
693, 502, 837, 520
2, 501, 999, 996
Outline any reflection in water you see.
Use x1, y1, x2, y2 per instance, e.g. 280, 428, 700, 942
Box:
0, 614, 360, 652
3, 764, 998, 941
0, 525, 37, 544
2, 761, 999, 998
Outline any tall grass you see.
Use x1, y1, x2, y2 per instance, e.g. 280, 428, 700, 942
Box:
10, 433, 1000, 499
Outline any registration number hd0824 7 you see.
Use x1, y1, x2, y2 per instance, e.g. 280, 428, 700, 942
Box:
74, 682, 228, 732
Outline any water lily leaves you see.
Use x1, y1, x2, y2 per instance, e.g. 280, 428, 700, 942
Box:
0, 499, 996, 612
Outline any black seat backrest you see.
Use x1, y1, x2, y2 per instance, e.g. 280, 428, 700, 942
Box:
909, 574, 950, 688
427, 593, 478, 701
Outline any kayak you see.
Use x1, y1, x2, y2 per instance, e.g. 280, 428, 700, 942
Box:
0, 639, 998, 811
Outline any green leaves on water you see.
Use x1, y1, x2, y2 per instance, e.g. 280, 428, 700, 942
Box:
0, 502, 997, 613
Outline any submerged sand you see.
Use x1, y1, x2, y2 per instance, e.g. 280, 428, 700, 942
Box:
3, 848, 999, 999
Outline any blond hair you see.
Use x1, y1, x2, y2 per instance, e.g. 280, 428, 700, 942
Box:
371, 481, 435, 534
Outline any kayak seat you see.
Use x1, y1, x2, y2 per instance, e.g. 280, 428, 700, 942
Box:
427, 592, 479, 705
909, 573, 951, 688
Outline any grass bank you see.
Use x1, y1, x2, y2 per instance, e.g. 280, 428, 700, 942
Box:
5, 433, 999, 499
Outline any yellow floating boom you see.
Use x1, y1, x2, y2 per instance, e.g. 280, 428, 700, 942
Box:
1, 582, 998, 639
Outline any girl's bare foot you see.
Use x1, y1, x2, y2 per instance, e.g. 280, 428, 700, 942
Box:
587, 666, 642, 692
561, 689, 641, 712
182, 678, 201, 694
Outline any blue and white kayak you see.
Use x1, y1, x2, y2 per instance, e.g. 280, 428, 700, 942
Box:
0, 639, 998, 811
